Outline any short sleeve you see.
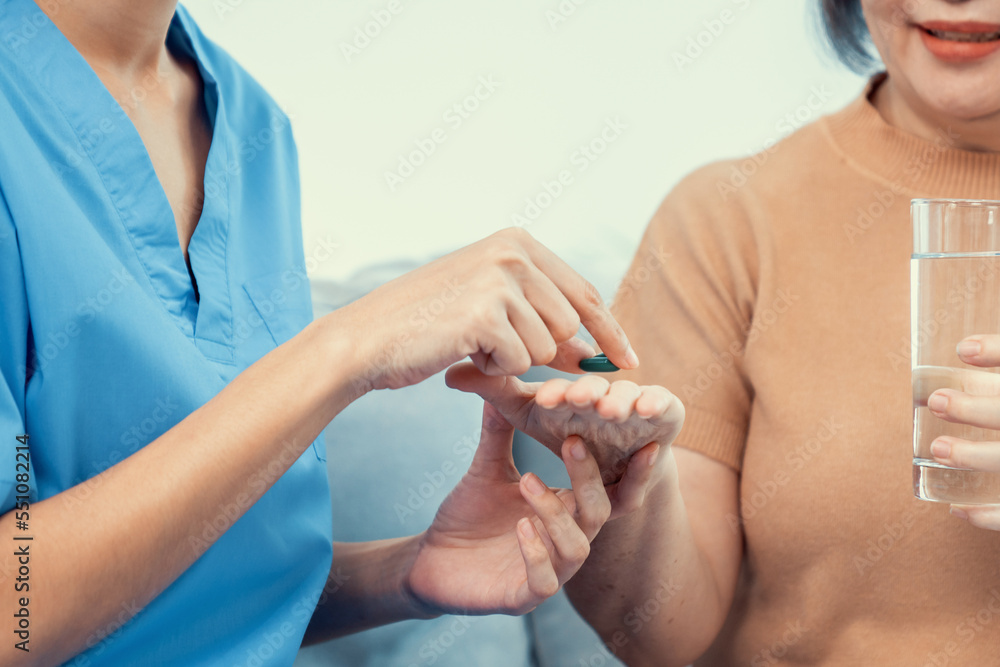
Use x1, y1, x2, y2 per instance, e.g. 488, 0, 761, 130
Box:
0, 189, 29, 513
612, 162, 760, 470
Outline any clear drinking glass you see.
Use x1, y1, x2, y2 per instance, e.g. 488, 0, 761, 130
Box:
912, 198, 1000, 504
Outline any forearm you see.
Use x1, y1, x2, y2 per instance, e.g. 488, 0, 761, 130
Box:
302, 536, 439, 645
565, 451, 730, 666
0, 312, 362, 666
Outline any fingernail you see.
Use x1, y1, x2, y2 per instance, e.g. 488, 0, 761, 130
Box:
519, 517, 536, 539
524, 473, 546, 496
570, 440, 587, 461
950, 507, 969, 521
625, 345, 639, 369
957, 340, 981, 358
927, 393, 948, 414
930, 439, 952, 460
647, 444, 660, 467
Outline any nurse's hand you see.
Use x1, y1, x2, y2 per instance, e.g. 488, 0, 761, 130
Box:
445, 363, 684, 484
405, 403, 660, 616
333, 228, 637, 395
923, 334, 1000, 531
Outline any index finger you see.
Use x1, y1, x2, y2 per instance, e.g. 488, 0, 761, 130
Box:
913, 365, 1000, 407
514, 229, 639, 370
957, 334, 1000, 367
560, 436, 613, 540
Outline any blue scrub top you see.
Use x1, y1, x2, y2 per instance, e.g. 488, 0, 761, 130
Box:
0, 2, 333, 664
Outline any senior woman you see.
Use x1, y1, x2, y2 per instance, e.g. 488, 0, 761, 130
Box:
449, 0, 1000, 664
0, 1, 681, 665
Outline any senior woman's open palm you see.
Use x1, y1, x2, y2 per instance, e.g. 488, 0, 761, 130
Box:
445, 362, 684, 490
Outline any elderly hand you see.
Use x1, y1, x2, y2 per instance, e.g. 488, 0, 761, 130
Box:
923, 335, 1000, 530
406, 402, 659, 616
445, 363, 684, 484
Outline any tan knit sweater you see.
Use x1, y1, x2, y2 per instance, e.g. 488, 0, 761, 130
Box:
612, 75, 1000, 665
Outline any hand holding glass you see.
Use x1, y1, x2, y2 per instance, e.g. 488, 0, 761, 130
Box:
912, 198, 1000, 504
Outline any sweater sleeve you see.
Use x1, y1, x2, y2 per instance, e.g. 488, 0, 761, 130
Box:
612, 161, 760, 470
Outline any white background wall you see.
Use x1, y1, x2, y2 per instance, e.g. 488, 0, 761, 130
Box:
183, 0, 869, 297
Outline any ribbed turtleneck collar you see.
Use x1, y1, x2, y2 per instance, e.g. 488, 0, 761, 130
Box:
822, 73, 1000, 199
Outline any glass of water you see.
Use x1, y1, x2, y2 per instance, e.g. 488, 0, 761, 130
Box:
912, 198, 1000, 504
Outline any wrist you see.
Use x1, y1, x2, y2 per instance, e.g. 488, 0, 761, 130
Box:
310, 306, 374, 402
393, 533, 445, 621
315, 536, 440, 640
648, 443, 675, 488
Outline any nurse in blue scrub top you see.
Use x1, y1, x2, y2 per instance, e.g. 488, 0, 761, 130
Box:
0, 1, 684, 665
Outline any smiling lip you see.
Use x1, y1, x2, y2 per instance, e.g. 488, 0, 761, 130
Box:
918, 21, 1000, 62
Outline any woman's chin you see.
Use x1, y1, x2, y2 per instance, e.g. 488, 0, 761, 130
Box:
908, 75, 1000, 123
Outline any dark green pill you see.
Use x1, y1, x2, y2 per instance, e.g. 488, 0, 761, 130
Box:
578, 353, 619, 373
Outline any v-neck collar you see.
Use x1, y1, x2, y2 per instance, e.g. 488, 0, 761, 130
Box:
3, 1, 235, 364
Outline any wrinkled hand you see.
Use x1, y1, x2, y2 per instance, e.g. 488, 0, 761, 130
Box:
446, 363, 684, 484
406, 403, 659, 616
922, 335, 1000, 530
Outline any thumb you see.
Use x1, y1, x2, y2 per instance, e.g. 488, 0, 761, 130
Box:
445, 361, 509, 400
469, 402, 518, 478
445, 363, 538, 424
546, 337, 598, 374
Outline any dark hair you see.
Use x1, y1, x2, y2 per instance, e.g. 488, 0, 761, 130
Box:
817, 0, 880, 73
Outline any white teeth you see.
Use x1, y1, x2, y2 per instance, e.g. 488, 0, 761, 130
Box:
928, 28, 1000, 42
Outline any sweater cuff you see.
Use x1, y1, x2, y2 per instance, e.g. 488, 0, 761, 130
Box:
673, 405, 747, 472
